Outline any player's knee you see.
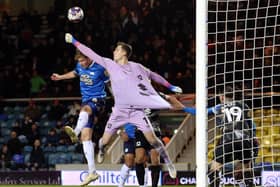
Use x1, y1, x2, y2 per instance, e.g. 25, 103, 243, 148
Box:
135, 154, 146, 164
80, 130, 91, 141
135, 157, 145, 164
81, 105, 92, 115
124, 154, 134, 166
150, 138, 163, 149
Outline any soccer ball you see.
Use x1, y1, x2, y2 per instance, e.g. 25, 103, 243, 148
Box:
67, 6, 84, 22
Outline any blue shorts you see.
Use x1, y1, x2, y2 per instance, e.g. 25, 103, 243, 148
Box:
82, 98, 106, 128
123, 138, 135, 154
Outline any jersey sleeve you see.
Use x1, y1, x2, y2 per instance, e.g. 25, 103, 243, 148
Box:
102, 70, 110, 83
140, 64, 172, 88
74, 63, 80, 76
76, 42, 111, 68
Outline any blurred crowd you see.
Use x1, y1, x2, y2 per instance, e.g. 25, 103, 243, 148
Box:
0, 0, 195, 99
0, 99, 104, 170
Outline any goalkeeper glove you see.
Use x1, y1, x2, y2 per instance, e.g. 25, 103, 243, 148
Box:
168, 85, 183, 94
65, 33, 79, 46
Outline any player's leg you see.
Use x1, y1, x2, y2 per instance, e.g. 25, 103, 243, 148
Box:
119, 139, 135, 187
209, 143, 224, 187
133, 109, 176, 178
77, 103, 100, 186
135, 146, 147, 187
97, 107, 127, 163
149, 149, 161, 187
64, 104, 92, 143
234, 140, 254, 187
97, 131, 113, 163
80, 127, 100, 186
143, 131, 176, 178
209, 160, 222, 187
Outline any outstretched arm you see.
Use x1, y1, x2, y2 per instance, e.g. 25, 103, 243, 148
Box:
65, 33, 107, 68
149, 71, 182, 94
50, 71, 77, 81
183, 104, 222, 115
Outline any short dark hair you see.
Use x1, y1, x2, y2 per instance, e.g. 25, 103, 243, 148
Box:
117, 42, 132, 58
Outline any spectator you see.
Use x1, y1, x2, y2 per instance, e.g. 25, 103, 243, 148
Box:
48, 100, 66, 121
58, 127, 72, 145
7, 131, 22, 156
26, 122, 40, 145
162, 136, 170, 145
29, 70, 46, 97
46, 128, 59, 146
24, 100, 41, 121
0, 144, 12, 170
27, 139, 45, 170
46, 128, 60, 147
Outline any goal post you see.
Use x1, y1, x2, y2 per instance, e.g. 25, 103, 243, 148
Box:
197, 0, 280, 186
196, 0, 208, 187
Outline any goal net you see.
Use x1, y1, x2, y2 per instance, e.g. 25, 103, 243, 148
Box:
207, 0, 280, 186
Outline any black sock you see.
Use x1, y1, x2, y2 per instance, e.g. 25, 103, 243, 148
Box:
150, 165, 161, 187
135, 163, 145, 185
208, 170, 220, 187
244, 170, 253, 187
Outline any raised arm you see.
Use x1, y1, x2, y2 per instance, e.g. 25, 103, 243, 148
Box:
65, 33, 107, 68
51, 71, 77, 81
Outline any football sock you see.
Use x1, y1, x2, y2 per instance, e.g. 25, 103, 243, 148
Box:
82, 140, 96, 174
119, 164, 131, 187
151, 138, 171, 164
150, 165, 161, 187
136, 163, 145, 185
74, 111, 88, 136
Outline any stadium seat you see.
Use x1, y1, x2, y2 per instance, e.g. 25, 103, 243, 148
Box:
39, 127, 49, 136
18, 113, 24, 120
3, 135, 10, 143
41, 137, 47, 145
261, 136, 272, 145
71, 153, 84, 163
56, 153, 71, 164
3, 106, 12, 113
48, 153, 58, 166
272, 126, 280, 135
13, 106, 23, 114
7, 114, 15, 120
43, 146, 56, 153
263, 155, 275, 163
0, 137, 5, 144
253, 109, 263, 117
1, 128, 11, 136
263, 117, 271, 123
67, 145, 76, 152
272, 135, 280, 145
0, 122, 8, 128
24, 153, 30, 164
56, 145, 68, 153
23, 145, 33, 153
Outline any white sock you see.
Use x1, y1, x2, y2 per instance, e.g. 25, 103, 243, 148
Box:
74, 111, 88, 136
144, 167, 149, 187
83, 140, 95, 174
119, 164, 131, 187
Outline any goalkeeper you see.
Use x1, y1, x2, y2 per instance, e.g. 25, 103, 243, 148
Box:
167, 87, 258, 187
65, 33, 183, 179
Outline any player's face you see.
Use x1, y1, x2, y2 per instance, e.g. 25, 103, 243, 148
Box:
78, 57, 91, 68
219, 95, 225, 103
113, 45, 126, 62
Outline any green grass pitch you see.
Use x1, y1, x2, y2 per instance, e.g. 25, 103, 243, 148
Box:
0, 186, 195, 187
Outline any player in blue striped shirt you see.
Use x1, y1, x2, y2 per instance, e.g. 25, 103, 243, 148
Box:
51, 50, 109, 186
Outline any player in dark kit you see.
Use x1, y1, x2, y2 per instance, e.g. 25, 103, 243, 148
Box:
208, 86, 256, 187
135, 109, 162, 187
166, 87, 258, 187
